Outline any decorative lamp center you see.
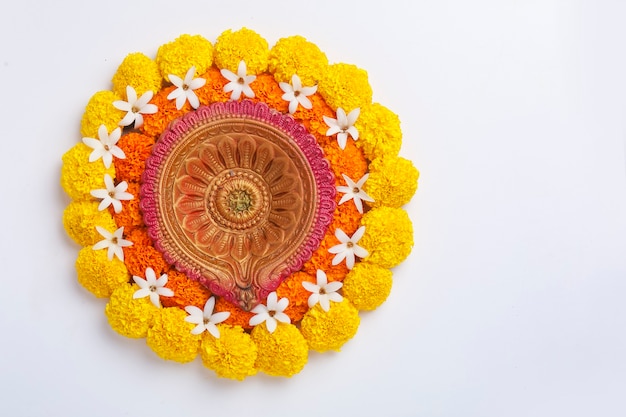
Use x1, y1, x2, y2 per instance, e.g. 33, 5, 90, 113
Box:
227, 189, 253, 214
141, 101, 336, 311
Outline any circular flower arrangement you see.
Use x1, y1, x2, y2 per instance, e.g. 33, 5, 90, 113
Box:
61, 28, 419, 380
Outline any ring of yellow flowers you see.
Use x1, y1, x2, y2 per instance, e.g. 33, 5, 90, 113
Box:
61, 28, 419, 380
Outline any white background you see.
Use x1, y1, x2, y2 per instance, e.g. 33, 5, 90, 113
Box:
1, 0, 625, 416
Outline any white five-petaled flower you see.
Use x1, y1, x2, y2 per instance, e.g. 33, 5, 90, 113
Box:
249, 292, 290, 333
184, 297, 230, 338
113, 85, 158, 128
279, 74, 317, 114
323, 107, 360, 150
336, 173, 374, 214
221, 60, 256, 100
82, 125, 126, 169
90, 174, 133, 213
328, 226, 368, 269
167, 66, 206, 110
132, 267, 174, 308
93, 226, 132, 261
302, 269, 343, 312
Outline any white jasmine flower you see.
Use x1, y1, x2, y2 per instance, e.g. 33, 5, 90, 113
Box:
113, 85, 158, 128
93, 226, 132, 261
328, 226, 368, 269
167, 66, 206, 110
90, 174, 133, 213
184, 296, 230, 337
132, 267, 174, 308
336, 173, 374, 213
279, 74, 317, 114
221, 60, 256, 100
323, 107, 360, 150
302, 269, 343, 312
249, 292, 290, 333
82, 125, 125, 169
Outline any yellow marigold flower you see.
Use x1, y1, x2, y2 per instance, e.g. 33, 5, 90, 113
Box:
112, 52, 162, 97
251, 323, 308, 377
364, 156, 419, 208
80, 90, 125, 138
300, 299, 360, 352
147, 307, 201, 363
200, 325, 258, 380
268, 35, 328, 85
343, 262, 393, 311
355, 103, 403, 160
60, 143, 115, 201
75, 246, 129, 298
300, 298, 361, 352
318, 63, 372, 111
156, 34, 214, 82
105, 283, 158, 338
63, 200, 117, 246
359, 207, 413, 268
214, 28, 269, 74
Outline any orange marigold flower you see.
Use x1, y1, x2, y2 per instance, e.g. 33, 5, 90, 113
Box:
111, 182, 144, 230
249, 73, 288, 113
114, 133, 154, 182
195, 67, 231, 105
124, 227, 153, 247
321, 138, 368, 182
302, 232, 349, 282
293, 93, 335, 140
124, 242, 169, 277
215, 297, 254, 330
140, 86, 188, 138
329, 198, 363, 237
276, 271, 316, 322
302, 199, 362, 279
160, 270, 212, 310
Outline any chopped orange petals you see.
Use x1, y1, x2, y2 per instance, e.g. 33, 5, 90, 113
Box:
195, 68, 230, 105
161, 270, 212, 310
276, 271, 315, 322
114, 133, 154, 182
111, 182, 144, 230
140, 86, 189, 138
215, 297, 254, 330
